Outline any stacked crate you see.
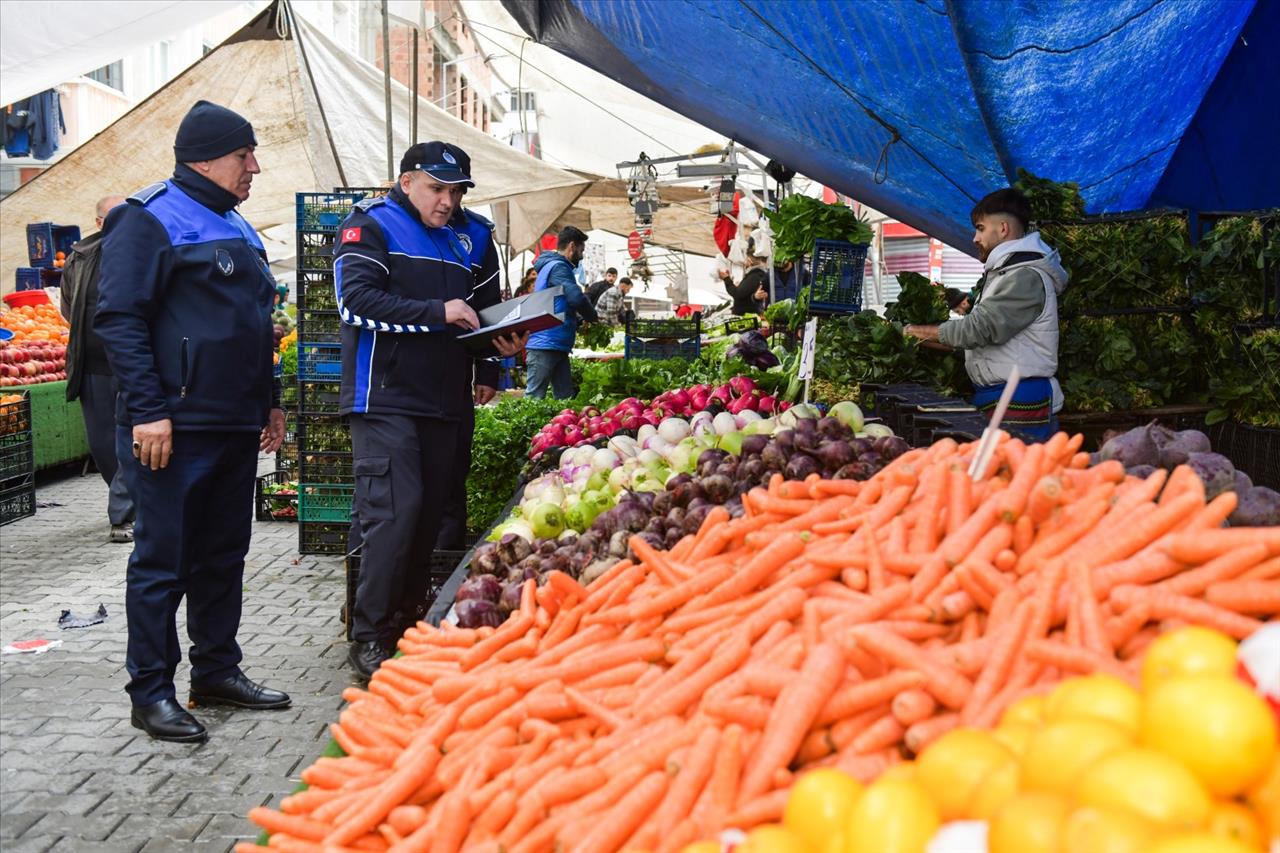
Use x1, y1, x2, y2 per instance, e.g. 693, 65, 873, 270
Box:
624, 316, 702, 360
0, 391, 36, 526
294, 192, 366, 554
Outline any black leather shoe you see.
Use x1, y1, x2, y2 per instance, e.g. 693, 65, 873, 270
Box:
348, 640, 390, 680
131, 698, 208, 743
188, 672, 291, 710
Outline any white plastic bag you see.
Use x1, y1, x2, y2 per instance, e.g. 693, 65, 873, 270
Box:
727, 234, 749, 265
738, 192, 760, 227
752, 217, 773, 257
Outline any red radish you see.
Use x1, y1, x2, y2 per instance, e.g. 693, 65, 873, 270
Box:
729, 376, 756, 397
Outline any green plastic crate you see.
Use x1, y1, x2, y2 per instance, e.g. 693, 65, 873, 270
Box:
298, 483, 353, 523
11, 381, 89, 469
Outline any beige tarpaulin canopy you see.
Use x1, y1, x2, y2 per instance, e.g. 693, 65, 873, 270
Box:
0, 3, 590, 293
552, 177, 720, 258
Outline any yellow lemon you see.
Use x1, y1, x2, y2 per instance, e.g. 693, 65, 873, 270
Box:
1147, 832, 1260, 853
1206, 801, 1267, 850
999, 693, 1046, 727
987, 791, 1070, 853
738, 825, 808, 853
992, 720, 1036, 757
1141, 626, 1238, 694
965, 757, 1020, 821
1244, 755, 1280, 841
844, 777, 939, 853
783, 769, 863, 850
1019, 717, 1133, 796
879, 761, 916, 783
1059, 805, 1156, 853
913, 728, 1012, 820
1141, 674, 1278, 797
1075, 747, 1213, 830
1044, 674, 1141, 734
677, 843, 720, 853
821, 831, 847, 853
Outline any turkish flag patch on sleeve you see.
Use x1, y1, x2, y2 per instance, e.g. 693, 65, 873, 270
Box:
341, 227, 362, 243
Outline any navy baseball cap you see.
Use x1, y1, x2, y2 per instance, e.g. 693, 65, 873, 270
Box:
399, 141, 473, 187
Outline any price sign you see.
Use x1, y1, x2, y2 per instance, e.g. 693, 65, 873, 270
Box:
798, 318, 818, 381
627, 231, 645, 259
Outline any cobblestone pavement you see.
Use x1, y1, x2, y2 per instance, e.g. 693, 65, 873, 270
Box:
1, 459, 353, 852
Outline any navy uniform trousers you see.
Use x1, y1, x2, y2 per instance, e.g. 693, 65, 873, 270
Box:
116, 427, 257, 706
349, 413, 458, 645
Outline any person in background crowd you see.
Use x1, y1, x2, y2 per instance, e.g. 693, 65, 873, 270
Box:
944, 287, 972, 315
436, 161, 504, 553
514, 268, 537, 298
334, 141, 525, 679
727, 247, 769, 316
96, 100, 290, 743
595, 275, 633, 327
61, 193, 135, 543
904, 188, 1068, 441
772, 259, 801, 302
525, 227, 597, 399
585, 266, 617, 306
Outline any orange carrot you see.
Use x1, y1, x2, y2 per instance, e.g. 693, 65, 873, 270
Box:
904, 713, 959, 755
1204, 579, 1280, 615
848, 626, 972, 710
1111, 585, 1265, 639
890, 689, 937, 726
1158, 542, 1268, 597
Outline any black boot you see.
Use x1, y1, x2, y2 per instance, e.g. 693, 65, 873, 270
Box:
348, 640, 390, 680
188, 672, 291, 710
131, 698, 208, 743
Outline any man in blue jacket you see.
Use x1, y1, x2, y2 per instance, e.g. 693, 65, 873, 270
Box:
334, 142, 524, 678
96, 100, 290, 743
526, 226, 597, 399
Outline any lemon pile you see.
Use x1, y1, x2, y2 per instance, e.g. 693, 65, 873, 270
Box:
688, 627, 1279, 853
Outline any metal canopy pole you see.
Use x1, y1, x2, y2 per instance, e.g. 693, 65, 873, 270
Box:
380, 0, 394, 181
411, 29, 419, 145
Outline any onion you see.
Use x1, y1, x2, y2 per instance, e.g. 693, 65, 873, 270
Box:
591, 447, 621, 471
658, 417, 691, 443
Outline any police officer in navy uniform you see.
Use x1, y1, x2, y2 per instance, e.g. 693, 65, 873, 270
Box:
96, 101, 291, 743
335, 142, 525, 678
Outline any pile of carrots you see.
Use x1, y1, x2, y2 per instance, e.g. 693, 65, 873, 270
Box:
239, 431, 1277, 853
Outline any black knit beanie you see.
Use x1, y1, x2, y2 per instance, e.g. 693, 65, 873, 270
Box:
173, 100, 257, 162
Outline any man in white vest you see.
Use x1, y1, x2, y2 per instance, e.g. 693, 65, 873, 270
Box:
904, 189, 1068, 441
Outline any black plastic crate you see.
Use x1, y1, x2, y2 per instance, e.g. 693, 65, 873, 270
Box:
0, 391, 32, 437
298, 482, 354, 523
299, 520, 350, 556
299, 381, 342, 416
0, 477, 36, 526
715, 315, 760, 337
1210, 421, 1280, 490
298, 451, 353, 482
297, 230, 338, 273
297, 415, 351, 454
0, 435, 35, 484
807, 239, 869, 314
255, 471, 298, 522
625, 336, 700, 360
280, 374, 299, 409
626, 316, 701, 340
297, 309, 341, 344
26, 222, 80, 268
295, 192, 365, 232
296, 270, 337, 312
342, 547, 467, 639
298, 342, 342, 381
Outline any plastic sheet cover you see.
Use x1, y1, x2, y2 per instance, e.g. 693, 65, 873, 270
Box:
503, 0, 1277, 251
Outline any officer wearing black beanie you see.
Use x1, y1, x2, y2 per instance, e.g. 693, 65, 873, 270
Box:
95, 100, 290, 743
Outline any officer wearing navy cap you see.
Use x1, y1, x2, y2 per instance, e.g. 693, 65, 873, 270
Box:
96, 100, 290, 742
334, 141, 525, 678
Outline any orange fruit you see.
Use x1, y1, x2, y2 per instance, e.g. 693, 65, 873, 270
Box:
1044, 674, 1141, 734
987, 791, 1070, 853
1205, 801, 1267, 850
1075, 747, 1213, 830
1059, 805, 1156, 853
783, 769, 862, 850
1019, 717, 1133, 796
1141, 674, 1278, 797
1142, 627, 1238, 693
913, 728, 1012, 820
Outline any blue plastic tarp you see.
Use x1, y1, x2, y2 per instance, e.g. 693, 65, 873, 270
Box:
503, 0, 1279, 252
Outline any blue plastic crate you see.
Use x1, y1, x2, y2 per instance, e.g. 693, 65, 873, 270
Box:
807, 239, 869, 314
624, 336, 700, 360
15, 268, 42, 291
298, 342, 342, 381
25, 223, 80, 268
295, 192, 366, 231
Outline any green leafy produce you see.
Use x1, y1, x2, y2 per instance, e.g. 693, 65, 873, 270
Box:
577, 324, 614, 351
764, 195, 873, 263
884, 272, 950, 325
1207, 327, 1280, 427
278, 344, 298, 377
467, 396, 565, 535
1015, 167, 1086, 223
814, 313, 968, 400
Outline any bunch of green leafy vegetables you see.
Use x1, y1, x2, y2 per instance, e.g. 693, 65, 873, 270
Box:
278, 344, 298, 377
467, 395, 566, 535
764, 195, 873, 264
815, 313, 968, 400
1015, 167, 1086, 223
576, 323, 614, 351
1207, 326, 1280, 427
883, 272, 951, 325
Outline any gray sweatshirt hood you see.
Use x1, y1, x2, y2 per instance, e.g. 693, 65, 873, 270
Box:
985, 232, 1069, 295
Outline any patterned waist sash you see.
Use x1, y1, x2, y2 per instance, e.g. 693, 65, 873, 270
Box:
972, 377, 1056, 442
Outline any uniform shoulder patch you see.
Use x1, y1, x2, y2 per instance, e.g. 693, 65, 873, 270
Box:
128, 182, 167, 206
341, 226, 362, 244
353, 196, 385, 212
465, 209, 495, 231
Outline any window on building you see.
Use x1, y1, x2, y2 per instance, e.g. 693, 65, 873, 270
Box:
509, 90, 536, 112
458, 76, 468, 119
202, 41, 214, 56
150, 40, 171, 83
86, 60, 124, 91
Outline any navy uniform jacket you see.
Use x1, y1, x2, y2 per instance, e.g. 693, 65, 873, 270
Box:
451, 206, 502, 388
95, 165, 279, 432
334, 188, 500, 419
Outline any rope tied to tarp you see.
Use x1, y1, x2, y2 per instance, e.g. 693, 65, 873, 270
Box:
873, 122, 902, 185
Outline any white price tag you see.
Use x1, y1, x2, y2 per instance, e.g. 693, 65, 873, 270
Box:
798, 318, 818, 381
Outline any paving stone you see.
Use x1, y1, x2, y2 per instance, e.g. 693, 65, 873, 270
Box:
2, 459, 348, 853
